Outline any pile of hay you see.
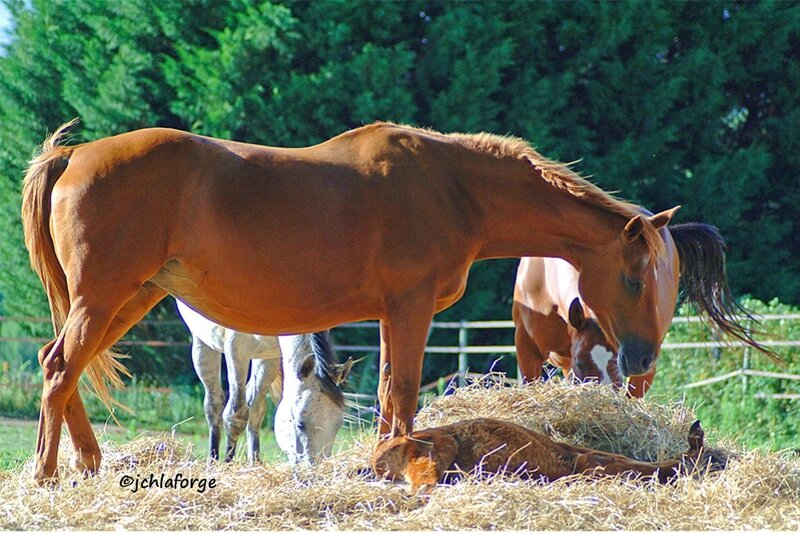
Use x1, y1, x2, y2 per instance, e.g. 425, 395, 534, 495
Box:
2, 379, 799, 530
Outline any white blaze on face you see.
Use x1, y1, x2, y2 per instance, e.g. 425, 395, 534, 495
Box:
589, 345, 615, 385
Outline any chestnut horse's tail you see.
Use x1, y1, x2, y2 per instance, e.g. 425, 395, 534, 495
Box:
22, 119, 130, 413
669, 223, 781, 363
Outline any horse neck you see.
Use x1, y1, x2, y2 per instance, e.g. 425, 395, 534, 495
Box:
471, 158, 624, 268
279, 335, 308, 381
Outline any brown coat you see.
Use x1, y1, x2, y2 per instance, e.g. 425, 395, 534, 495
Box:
372, 417, 716, 495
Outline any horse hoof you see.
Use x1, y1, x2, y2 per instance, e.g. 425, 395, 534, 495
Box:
70, 455, 100, 477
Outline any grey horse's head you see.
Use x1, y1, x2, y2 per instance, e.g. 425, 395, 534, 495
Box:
274, 332, 352, 464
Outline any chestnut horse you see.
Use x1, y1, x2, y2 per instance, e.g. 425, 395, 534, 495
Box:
513, 221, 777, 397
372, 418, 723, 495
24, 120, 672, 483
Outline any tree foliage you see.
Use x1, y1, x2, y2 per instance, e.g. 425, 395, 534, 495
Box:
0, 0, 798, 387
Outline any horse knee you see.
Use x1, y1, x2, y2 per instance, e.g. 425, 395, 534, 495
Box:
204, 393, 223, 426
37, 340, 56, 368
40, 346, 66, 382
42, 368, 76, 405
223, 400, 249, 433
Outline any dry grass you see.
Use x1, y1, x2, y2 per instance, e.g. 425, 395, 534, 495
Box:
2, 378, 799, 530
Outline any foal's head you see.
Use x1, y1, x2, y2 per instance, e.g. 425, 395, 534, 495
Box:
274, 333, 352, 464
566, 298, 622, 387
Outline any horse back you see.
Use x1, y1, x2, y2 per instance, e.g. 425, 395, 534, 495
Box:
52, 125, 486, 334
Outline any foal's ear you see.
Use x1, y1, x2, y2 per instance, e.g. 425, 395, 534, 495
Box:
568, 297, 585, 330
647, 205, 681, 229
623, 215, 644, 243
687, 420, 705, 451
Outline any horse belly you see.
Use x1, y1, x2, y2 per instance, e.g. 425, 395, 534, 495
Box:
150, 257, 382, 335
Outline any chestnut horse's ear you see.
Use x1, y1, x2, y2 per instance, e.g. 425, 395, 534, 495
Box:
623, 215, 644, 243
647, 205, 681, 229
568, 297, 585, 330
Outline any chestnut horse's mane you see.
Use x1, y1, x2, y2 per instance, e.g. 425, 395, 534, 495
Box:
388, 123, 666, 260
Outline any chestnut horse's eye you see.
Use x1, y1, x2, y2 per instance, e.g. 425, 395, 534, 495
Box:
624, 276, 644, 294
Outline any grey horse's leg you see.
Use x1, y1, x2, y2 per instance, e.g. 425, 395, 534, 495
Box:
191, 337, 224, 461
246, 358, 281, 463
222, 344, 251, 462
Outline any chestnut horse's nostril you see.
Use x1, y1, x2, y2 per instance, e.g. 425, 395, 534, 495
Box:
619, 337, 656, 377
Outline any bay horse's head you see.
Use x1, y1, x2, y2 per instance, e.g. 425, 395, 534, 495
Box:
576, 207, 680, 378
566, 298, 622, 387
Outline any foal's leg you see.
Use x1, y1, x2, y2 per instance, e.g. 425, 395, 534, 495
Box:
377, 320, 393, 436
222, 342, 251, 462
573, 449, 681, 483
246, 357, 280, 463
191, 338, 224, 461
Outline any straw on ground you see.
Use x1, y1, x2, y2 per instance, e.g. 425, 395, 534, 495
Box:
1, 378, 798, 530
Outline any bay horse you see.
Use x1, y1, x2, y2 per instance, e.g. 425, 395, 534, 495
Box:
513, 220, 778, 397
24, 120, 673, 483
177, 301, 351, 463
372, 418, 724, 495
514, 293, 623, 387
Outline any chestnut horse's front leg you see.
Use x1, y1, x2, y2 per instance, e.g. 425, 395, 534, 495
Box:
383, 291, 436, 438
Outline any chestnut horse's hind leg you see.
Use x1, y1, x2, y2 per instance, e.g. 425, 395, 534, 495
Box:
64, 389, 102, 474
63, 283, 167, 476
377, 320, 393, 436
36, 284, 167, 483
35, 307, 118, 483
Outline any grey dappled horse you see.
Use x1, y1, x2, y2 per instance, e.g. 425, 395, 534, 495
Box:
177, 300, 351, 463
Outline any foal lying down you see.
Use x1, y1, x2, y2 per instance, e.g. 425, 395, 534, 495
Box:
372, 418, 724, 495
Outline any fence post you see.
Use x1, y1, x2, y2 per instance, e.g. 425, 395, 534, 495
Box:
741, 318, 753, 406
458, 321, 468, 387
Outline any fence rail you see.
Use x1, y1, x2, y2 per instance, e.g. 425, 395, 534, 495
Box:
2, 313, 798, 401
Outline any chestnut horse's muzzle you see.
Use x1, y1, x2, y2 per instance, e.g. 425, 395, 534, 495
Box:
618, 337, 656, 377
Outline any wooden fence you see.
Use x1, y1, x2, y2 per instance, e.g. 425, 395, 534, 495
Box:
2, 313, 799, 404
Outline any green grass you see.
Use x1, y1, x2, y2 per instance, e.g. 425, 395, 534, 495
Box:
0, 416, 366, 471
